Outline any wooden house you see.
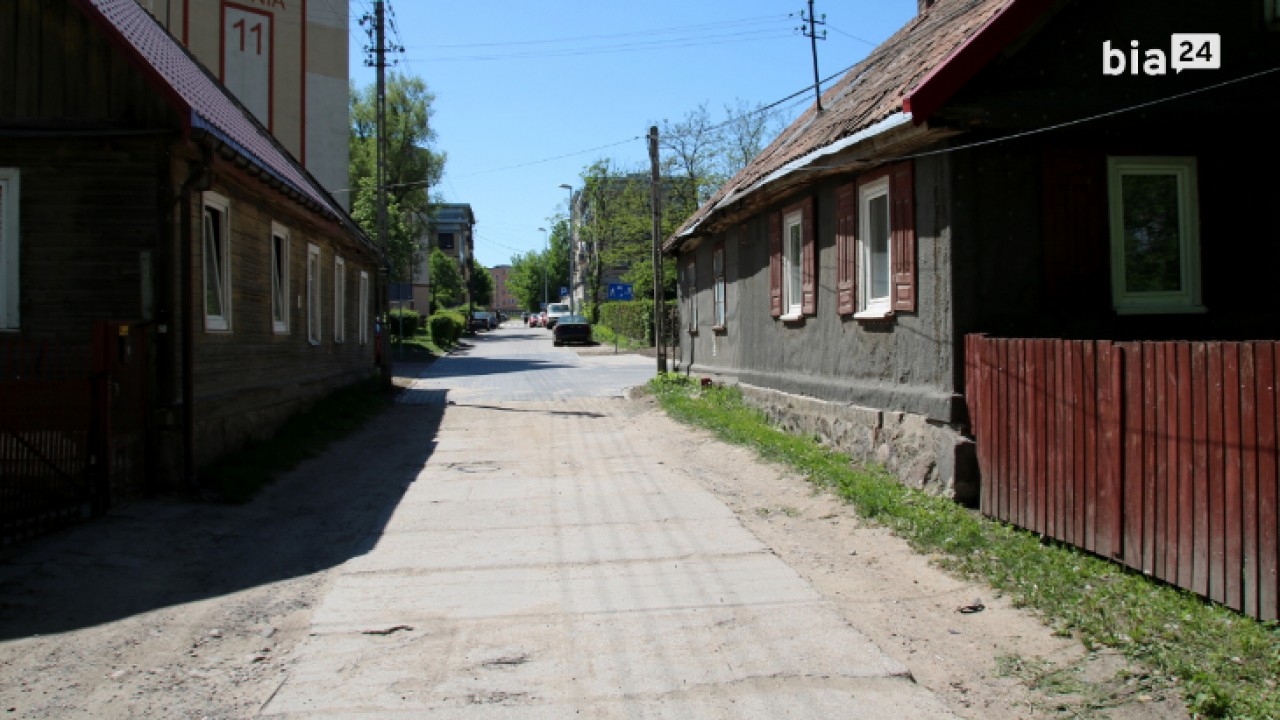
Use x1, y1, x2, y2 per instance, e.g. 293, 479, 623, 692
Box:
1, 0, 384, 536
666, 0, 1280, 619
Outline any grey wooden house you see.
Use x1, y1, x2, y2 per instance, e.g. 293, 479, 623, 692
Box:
666, 0, 1280, 618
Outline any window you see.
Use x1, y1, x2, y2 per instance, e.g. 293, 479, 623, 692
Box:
858, 177, 892, 317
0, 168, 19, 330
783, 210, 803, 317
307, 243, 321, 344
359, 271, 370, 345
333, 256, 346, 343
713, 241, 726, 330
685, 257, 698, 333
845, 162, 915, 319
770, 197, 816, 319
270, 223, 289, 334
1107, 157, 1203, 314
438, 232, 455, 250
202, 192, 232, 331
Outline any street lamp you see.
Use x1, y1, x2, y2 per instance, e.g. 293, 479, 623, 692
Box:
559, 183, 574, 314
538, 227, 548, 310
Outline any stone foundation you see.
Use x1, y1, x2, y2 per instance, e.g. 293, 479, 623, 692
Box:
735, 383, 978, 504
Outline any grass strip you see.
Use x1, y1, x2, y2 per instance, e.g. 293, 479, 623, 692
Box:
649, 373, 1280, 719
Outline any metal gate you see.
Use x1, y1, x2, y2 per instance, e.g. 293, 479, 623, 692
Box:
1, 321, 149, 546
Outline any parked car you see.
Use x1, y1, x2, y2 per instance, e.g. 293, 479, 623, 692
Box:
545, 303, 571, 329
469, 312, 488, 332
552, 314, 593, 346
528, 312, 541, 328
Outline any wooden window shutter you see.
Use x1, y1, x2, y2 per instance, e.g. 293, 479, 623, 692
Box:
800, 197, 817, 316
769, 211, 782, 317
835, 182, 856, 315
890, 161, 916, 313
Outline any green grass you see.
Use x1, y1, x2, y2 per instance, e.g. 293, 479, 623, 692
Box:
201, 377, 392, 503
389, 330, 448, 361
648, 373, 1280, 719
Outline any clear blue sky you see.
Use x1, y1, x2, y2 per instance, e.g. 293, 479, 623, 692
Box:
347, 1, 919, 269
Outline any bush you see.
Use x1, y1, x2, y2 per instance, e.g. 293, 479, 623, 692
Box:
387, 309, 421, 339
598, 300, 679, 346
428, 309, 466, 346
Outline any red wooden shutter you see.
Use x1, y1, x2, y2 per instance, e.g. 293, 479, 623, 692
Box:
769, 211, 782, 317
800, 197, 817, 316
891, 161, 916, 313
835, 182, 856, 315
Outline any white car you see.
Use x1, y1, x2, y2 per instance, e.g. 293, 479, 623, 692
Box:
544, 303, 571, 329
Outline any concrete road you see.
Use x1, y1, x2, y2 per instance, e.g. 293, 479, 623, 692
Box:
260, 326, 957, 718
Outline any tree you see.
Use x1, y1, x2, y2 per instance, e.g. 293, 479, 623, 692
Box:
428, 248, 464, 310
468, 260, 494, 308
505, 222, 571, 312
658, 103, 724, 213
720, 98, 783, 179
349, 73, 447, 281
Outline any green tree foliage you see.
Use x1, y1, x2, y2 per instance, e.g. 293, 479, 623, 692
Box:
349, 73, 447, 281
428, 248, 464, 310
505, 222, 571, 312
468, 260, 495, 308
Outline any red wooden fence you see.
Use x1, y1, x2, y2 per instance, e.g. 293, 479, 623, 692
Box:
964, 335, 1279, 621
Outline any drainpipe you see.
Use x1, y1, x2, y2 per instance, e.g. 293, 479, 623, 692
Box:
179, 147, 212, 490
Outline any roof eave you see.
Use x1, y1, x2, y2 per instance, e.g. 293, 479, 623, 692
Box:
664, 113, 944, 254
903, 0, 1061, 125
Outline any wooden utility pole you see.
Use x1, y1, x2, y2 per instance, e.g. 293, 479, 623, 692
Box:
800, 0, 826, 112
649, 126, 667, 374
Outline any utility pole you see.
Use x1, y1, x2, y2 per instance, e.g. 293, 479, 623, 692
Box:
649, 127, 667, 374
799, 0, 827, 112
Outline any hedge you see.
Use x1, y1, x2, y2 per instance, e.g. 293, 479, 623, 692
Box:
387, 309, 421, 339
597, 300, 679, 346
429, 309, 466, 346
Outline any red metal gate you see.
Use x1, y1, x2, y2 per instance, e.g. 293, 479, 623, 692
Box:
1, 322, 149, 546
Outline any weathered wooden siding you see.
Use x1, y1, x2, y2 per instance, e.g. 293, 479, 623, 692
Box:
965, 335, 1280, 621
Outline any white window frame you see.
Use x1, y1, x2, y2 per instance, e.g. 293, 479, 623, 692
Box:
0, 168, 20, 331
307, 243, 321, 344
202, 191, 232, 332
270, 222, 290, 334
781, 209, 804, 319
1106, 156, 1204, 315
856, 176, 893, 319
333, 256, 346, 343
713, 243, 726, 329
359, 271, 370, 345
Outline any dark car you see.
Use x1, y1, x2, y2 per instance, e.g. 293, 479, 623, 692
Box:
552, 314, 592, 346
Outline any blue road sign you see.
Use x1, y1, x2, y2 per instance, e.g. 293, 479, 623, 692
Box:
559, 286, 569, 298
607, 283, 634, 301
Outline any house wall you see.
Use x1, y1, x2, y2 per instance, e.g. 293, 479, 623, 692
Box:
676, 154, 978, 499
944, 0, 1280, 345
185, 155, 380, 468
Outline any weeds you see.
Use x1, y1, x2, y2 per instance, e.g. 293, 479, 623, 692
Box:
648, 373, 1280, 718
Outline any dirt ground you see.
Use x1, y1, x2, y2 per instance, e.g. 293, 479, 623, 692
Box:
0, 356, 1188, 719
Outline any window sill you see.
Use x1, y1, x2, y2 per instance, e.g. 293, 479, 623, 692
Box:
1114, 303, 1207, 316
687, 328, 698, 336
712, 325, 727, 335
853, 308, 894, 322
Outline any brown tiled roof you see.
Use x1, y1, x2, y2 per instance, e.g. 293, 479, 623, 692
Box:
76, 0, 371, 248
669, 0, 1013, 247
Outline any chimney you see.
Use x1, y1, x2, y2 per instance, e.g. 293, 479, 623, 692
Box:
918, 0, 937, 13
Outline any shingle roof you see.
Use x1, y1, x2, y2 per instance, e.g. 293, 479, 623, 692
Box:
668, 0, 1014, 247
76, 0, 370, 248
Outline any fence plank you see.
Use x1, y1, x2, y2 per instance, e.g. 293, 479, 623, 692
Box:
1177, 343, 1193, 590
1083, 341, 1098, 552
1191, 343, 1210, 596
1121, 343, 1145, 570
1240, 345, 1259, 618
1208, 344, 1227, 605
1224, 344, 1244, 611
1259, 344, 1278, 622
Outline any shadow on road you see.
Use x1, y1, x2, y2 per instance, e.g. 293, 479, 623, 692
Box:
421, 356, 575, 379
447, 402, 605, 418
0, 397, 446, 640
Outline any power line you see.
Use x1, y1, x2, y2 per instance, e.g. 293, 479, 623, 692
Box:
403, 13, 789, 51
406, 29, 793, 63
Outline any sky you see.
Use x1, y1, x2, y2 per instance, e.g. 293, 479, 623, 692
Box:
346, 1, 920, 269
